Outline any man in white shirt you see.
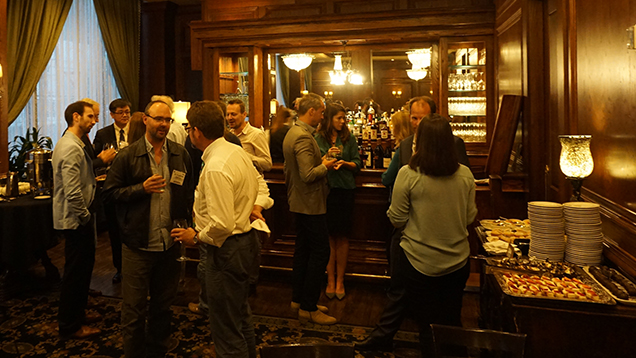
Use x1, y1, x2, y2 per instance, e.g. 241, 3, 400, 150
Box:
173, 100, 261, 358
227, 99, 272, 173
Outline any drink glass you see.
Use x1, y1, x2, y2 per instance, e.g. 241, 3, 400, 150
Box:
173, 219, 189, 262
335, 144, 344, 159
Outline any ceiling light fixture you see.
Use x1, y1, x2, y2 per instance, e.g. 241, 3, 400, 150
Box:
282, 53, 314, 72
329, 41, 363, 86
406, 48, 431, 81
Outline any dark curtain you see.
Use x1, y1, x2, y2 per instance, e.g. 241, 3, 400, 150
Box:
93, 0, 140, 110
7, 0, 73, 124
276, 55, 290, 108
304, 64, 312, 93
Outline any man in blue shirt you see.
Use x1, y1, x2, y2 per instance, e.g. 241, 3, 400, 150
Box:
53, 101, 100, 339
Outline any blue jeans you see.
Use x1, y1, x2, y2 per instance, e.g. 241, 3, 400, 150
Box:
205, 230, 258, 358
121, 244, 180, 358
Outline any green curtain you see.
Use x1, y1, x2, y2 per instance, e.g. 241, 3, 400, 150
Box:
6, 0, 73, 124
93, 0, 140, 110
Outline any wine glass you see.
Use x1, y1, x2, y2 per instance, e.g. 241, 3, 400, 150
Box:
335, 144, 344, 159
173, 219, 189, 262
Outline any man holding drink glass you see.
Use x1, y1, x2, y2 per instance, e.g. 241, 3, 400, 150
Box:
102, 99, 194, 358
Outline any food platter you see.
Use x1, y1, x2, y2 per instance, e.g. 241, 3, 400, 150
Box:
493, 267, 615, 305
583, 266, 636, 306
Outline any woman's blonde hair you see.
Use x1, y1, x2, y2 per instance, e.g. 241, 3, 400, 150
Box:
391, 110, 413, 147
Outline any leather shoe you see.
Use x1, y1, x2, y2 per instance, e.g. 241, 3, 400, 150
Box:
86, 296, 104, 308
298, 309, 337, 325
60, 325, 101, 340
188, 302, 206, 315
84, 311, 102, 323
336, 290, 346, 300
112, 272, 122, 284
290, 301, 328, 313
325, 291, 336, 299
88, 288, 102, 297
354, 336, 393, 352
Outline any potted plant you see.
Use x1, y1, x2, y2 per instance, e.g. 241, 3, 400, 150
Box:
8, 127, 53, 179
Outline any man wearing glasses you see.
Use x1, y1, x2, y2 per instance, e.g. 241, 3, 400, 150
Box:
103, 100, 194, 358
93, 98, 133, 284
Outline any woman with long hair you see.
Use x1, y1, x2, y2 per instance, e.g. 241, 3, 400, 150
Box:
127, 111, 146, 144
269, 106, 292, 163
381, 109, 413, 187
386, 113, 477, 355
314, 101, 361, 300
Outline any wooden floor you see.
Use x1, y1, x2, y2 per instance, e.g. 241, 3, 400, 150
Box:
43, 230, 481, 331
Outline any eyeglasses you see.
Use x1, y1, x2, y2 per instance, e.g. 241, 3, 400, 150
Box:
113, 110, 131, 116
183, 124, 192, 132
147, 115, 174, 124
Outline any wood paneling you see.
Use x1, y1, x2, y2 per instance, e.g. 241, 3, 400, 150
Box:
140, 1, 177, 109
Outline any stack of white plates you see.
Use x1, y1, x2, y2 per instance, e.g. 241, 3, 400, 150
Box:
564, 202, 603, 265
528, 201, 565, 261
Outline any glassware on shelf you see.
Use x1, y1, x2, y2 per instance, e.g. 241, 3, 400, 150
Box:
450, 122, 487, 142
448, 97, 486, 116
448, 72, 485, 91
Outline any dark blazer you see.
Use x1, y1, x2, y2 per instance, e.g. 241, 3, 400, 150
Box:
270, 124, 291, 163
102, 138, 194, 249
399, 134, 470, 168
93, 124, 118, 157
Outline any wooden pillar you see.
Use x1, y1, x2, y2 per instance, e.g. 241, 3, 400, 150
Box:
248, 46, 264, 128
202, 47, 219, 101
0, 0, 7, 174
140, 1, 177, 109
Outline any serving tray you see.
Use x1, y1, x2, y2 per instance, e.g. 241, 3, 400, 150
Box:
493, 267, 615, 306
582, 266, 636, 306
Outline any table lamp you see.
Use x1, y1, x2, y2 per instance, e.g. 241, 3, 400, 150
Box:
559, 135, 594, 201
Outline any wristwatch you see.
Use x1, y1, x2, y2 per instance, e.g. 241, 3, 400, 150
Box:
192, 227, 200, 245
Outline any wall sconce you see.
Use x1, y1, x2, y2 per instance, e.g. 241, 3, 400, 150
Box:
301, 90, 309, 95
392, 90, 402, 98
173, 101, 190, 124
559, 135, 594, 201
627, 25, 636, 49
323, 91, 333, 99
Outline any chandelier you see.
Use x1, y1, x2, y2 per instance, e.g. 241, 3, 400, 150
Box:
282, 53, 314, 72
329, 41, 363, 85
406, 48, 431, 81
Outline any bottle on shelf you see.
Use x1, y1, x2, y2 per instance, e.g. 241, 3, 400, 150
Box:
365, 143, 373, 169
383, 144, 393, 169
374, 144, 385, 169
370, 120, 378, 141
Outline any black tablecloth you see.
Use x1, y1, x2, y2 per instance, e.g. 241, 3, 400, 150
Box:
0, 195, 57, 269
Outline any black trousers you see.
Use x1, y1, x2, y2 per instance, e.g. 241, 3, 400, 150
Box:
104, 201, 122, 273
58, 215, 96, 335
291, 213, 330, 312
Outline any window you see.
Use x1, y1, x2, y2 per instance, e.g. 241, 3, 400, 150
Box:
8, 0, 120, 146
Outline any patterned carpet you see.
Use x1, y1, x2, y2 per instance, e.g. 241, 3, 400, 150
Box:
0, 294, 421, 357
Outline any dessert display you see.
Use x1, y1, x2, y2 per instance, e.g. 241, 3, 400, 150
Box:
585, 266, 636, 305
487, 256, 576, 277
480, 218, 531, 243
494, 268, 615, 305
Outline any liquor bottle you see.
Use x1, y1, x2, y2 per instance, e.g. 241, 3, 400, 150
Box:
370, 120, 378, 141
365, 143, 373, 169
380, 117, 389, 140
362, 122, 369, 141
374, 144, 385, 169
383, 145, 392, 168
359, 145, 366, 168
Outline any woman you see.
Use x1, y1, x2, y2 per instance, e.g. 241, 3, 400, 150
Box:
269, 106, 292, 163
387, 114, 477, 355
314, 102, 361, 300
127, 111, 146, 143
381, 110, 413, 186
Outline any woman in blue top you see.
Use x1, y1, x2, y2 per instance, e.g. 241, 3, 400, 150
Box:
315, 102, 361, 300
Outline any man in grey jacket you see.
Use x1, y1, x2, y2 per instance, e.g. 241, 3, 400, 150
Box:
282, 93, 337, 325
53, 100, 101, 339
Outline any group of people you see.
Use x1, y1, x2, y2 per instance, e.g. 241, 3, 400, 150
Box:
51, 91, 477, 357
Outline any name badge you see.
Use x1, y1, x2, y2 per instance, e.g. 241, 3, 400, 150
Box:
170, 170, 186, 186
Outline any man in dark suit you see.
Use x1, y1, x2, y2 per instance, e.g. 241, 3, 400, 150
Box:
356, 96, 470, 353
93, 98, 132, 284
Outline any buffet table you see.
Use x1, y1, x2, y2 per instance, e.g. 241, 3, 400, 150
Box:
476, 226, 636, 357
0, 195, 57, 269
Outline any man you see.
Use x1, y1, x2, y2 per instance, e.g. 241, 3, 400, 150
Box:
282, 93, 337, 325
357, 96, 470, 352
94, 98, 132, 153
80, 98, 116, 171
102, 100, 194, 357
93, 98, 132, 284
172, 100, 261, 358
53, 101, 101, 339
227, 99, 272, 173
382, 96, 470, 187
